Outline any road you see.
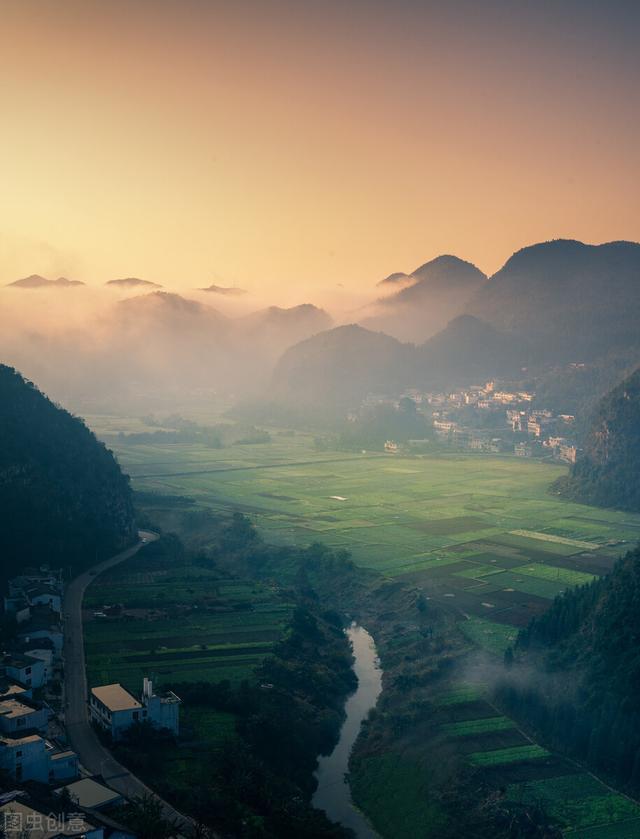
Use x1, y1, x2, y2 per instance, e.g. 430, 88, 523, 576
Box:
62, 530, 194, 835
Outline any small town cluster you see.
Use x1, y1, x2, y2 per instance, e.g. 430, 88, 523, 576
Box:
0, 566, 181, 838
374, 379, 579, 462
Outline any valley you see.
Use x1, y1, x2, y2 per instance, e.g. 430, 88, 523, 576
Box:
85, 419, 640, 837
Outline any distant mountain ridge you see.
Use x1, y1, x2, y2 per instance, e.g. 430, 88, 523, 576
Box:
106, 277, 162, 289
7, 274, 85, 289
466, 239, 640, 359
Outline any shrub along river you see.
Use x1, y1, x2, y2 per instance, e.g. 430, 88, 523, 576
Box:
313, 624, 382, 838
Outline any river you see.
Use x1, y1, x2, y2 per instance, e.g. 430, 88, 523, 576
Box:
312, 623, 382, 838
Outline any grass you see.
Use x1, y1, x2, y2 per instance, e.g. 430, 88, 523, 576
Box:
468, 744, 550, 766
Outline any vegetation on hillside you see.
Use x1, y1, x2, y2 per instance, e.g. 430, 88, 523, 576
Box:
556, 366, 640, 509
499, 545, 640, 792
0, 365, 135, 581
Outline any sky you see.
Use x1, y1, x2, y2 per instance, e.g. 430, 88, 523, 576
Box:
1, 0, 639, 304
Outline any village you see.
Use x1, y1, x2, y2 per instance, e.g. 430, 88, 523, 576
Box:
0, 566, 181, 838
363, 378, 581, 463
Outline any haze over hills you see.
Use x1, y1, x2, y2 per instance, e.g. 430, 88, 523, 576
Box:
271, 324, 412, 417
361, 255, 488, 342
7, 274, 85, 289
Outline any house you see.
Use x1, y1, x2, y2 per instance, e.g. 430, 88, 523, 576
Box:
55, 777, 124, 810
90, 678, 180, 741
0, 697, 49, 735
47, 747, 79, 783
558, 444, 580, 464
0, 681, 32, 701
0, 734, 50, 783
0, 735, 78, 784
0, 797, 102, 838
16, 608, 63, 656
383, 440, 398, 453
9, 638, 56, 683
2, 653, 47, 690
25, 584, 62, 615
4, 569, 63, 618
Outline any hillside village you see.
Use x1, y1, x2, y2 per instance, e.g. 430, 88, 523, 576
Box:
0, 566, 181, 838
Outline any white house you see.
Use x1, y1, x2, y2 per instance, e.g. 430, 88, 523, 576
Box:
0, 697, 49, 735
90, 678, 180, 741
0, 734, 78, 784
0, 734, 49, 783
2, 653, 47, 689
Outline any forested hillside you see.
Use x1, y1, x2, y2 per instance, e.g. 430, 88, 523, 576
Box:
0, 365, 136, 581
499, 546, 640, 792
556, 366, 640, 509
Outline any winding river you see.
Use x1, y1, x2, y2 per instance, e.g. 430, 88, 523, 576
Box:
312, 624, 382, 838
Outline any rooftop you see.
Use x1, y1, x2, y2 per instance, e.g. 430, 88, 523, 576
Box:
56, 777, 122, 809
0, 734, 42, 746
0, 800, 94, 839
91, 683, 141, 712
0, 698, 37, 719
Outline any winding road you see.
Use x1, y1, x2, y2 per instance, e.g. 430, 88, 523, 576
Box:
62, 530, 194, 834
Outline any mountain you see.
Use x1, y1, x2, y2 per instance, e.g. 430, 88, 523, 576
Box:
238, 304, 333, 360
266, 315, 526, 419
271, 324, 412, 416
376, 271, 414, 288
0, 365, 136, 580
503, 545, 640, 793
7, 274, 85, 289
199, 283, 247, 296
466, 239, 640, 359
555, 366, 640, 510
419, 314, 526, 385
106, 277, 162, 289
361, 255, 487, 342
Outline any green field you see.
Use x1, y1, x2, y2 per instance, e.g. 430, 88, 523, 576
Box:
84, 560, 293, 691
105, 436, 638, 624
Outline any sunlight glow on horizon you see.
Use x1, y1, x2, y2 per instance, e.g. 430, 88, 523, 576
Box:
1, 0, 639, 303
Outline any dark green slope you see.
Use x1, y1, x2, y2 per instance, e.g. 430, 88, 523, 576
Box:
556, 366, 640, 510
0, 365, 136, 580
504, 546, 640, 791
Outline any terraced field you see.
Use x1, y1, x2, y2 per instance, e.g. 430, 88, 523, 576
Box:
84, 561, 293, 691
435, 685, 640, 836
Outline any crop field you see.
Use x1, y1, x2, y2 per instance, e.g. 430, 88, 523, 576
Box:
84, 559, 293, 691
101, 430, 640, 634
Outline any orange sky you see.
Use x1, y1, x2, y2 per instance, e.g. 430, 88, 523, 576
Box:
1, 0, 639, 304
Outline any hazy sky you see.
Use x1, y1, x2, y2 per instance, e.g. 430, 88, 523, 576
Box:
1, 0, 639, 302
